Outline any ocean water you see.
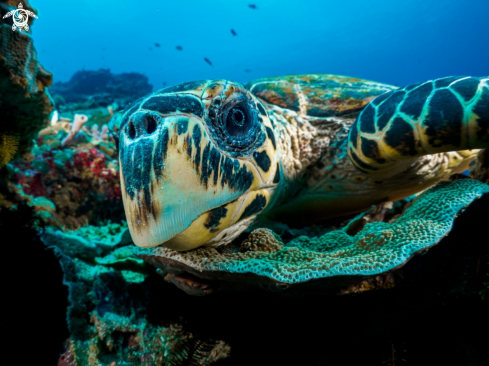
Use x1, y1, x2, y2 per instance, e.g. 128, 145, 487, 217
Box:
33, 0, 489, 89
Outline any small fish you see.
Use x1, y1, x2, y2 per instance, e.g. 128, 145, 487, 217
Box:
176, 46, 183, 50
248, 4, 257, 9
204, 58, 213, 66
162, 82, 167, 86
231, 29, 237, 36
155, 43, 160, 47
149, 47, 153, 51
244, 69, 251, 72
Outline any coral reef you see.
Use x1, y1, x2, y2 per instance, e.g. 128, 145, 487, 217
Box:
41, 225, 230, 365
470, 148, 489, 184
2, 100, 486, 364
0, 100, 122, 229
138, 179, 489, 295
50, 69, 153, 111
0, 0, 54, 167
0, 133, 19, 168
1, 11, 487, 362
7, 132, 123, 228
42, 194, 488, 365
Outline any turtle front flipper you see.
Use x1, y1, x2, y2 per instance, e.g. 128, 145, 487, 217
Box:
348, 76, 489, 175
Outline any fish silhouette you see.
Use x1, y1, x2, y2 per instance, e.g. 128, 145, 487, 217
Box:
244, 69, 251, 72
248, 4, 257, 9
155, 43, 160, 47
204, 58, 213, 66
176, 46, 183, 50
231, 29, 237, 36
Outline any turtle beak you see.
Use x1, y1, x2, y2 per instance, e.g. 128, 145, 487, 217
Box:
119, 110, 271, 251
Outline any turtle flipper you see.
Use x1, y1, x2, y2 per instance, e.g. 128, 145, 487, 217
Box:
26, 10, 38, 18
2, 10, 14, 19
348, 76, 489, 173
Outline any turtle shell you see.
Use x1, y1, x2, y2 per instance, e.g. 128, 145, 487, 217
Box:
245, 74, 397, 117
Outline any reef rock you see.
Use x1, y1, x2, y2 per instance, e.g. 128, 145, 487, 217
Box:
50, 69, 153, 111
0, 0, 54, 168
470, 148, 489, 184
41, 224, 230, 365
38, 179, 488, 365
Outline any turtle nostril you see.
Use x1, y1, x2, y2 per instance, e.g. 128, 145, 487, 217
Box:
144, 115, 157, 134
127, 113, 159, 139
127, 122, 136, 139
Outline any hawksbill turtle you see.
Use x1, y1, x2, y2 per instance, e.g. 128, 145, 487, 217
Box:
110, 74, 489, 254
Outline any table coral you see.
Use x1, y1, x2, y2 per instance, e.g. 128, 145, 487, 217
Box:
138, 179, 489, 294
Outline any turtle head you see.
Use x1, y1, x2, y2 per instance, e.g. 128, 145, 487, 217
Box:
111, 80, 280, 251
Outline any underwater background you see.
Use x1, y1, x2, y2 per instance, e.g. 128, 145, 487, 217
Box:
34, 0, 489, 89
1, 0, 489, 365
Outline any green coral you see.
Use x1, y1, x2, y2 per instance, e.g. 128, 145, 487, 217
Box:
67, 220, 130, 245
53, 149, 74, 169
41, 224, 230, 364
95, 246, 146, 270
138, 179, 489, 284
43, 222, 131, 260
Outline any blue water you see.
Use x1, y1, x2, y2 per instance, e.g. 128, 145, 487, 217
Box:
32, 0, 489, 90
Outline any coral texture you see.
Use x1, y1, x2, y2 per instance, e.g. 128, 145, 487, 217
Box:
50, 68, 153, 111
138, 179, 489, 292
239, 228, 283, 253
0, 0, 54, 166
6, 116, 123, 229
41, 225, 230, 365
470, 148, 489, 184
10, 144, 122, 228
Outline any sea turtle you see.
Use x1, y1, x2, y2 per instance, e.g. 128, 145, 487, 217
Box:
110, 74, 489, 252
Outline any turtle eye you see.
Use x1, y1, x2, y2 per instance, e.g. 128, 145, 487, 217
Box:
225, 103, 253, 137
206, 91, 265, 157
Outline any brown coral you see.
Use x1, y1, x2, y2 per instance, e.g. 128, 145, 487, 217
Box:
0, 133, 19, 168
470, 148, 489, 184
240, 228, 283, 253
0, 0, 53, 168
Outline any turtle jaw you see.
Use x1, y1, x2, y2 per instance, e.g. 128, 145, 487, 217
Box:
119, 112, 278, 251
162, 187, 273, 251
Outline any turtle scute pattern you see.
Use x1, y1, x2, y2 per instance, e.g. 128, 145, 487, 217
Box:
137, 179, 489, 284
246, 74, 396, 117
349, 76, 489, 172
